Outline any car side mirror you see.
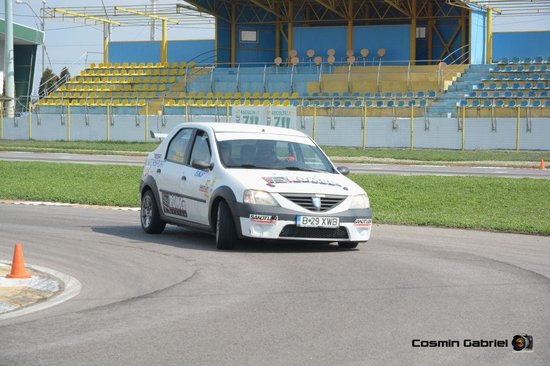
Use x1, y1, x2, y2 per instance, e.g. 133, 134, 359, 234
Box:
337, 166, 350, 176
192, 159, 213, 171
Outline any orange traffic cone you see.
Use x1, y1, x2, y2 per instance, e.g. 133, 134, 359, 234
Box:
540, 160, 545, 170
6, 243, 31, 279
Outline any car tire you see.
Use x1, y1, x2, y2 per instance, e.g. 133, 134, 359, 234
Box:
216, 200, 237, 250
338, 242, 360, 249
141, 190, 166, 234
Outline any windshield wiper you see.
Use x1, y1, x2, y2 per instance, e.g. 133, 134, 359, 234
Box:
282, 166, 327, 173
226, 164, 276, 169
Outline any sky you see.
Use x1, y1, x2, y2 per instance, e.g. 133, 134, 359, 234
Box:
2, 0, 550, 95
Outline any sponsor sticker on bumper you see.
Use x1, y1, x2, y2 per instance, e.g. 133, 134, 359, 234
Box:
250, 214, 278, 224
354, 218, 372, 227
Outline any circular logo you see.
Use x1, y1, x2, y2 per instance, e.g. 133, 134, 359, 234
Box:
512, 335, 526, 351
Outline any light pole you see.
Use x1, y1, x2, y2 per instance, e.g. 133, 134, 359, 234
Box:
15, 0, 46, 74
4, 0, 15, 117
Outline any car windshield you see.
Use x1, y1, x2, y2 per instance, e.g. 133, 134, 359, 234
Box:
217, 139, 336, 173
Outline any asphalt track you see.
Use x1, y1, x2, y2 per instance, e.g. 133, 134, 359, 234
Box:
0, 203, 548, 365
1, 151, 549, 179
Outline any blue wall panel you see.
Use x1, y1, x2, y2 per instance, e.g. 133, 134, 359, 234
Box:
293, 25, 410, 63
235, 24, 276, 64
168, 40, 215, 63
493, 32, 550, 60
109, 41, 160, 64
216, 19, 231, 64
293, 26, 347, 61
470, 9, 486, 64
109, 40, 215, 64
353, 25, 410, 62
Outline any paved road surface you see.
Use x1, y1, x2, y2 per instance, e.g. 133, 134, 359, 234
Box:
1, 151, 549, 179
0, 204, 548, 365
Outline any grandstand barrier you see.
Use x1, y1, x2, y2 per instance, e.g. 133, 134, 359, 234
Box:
1, 105, 549, 150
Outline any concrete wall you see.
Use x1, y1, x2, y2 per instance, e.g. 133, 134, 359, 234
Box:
2, 113, 549, 150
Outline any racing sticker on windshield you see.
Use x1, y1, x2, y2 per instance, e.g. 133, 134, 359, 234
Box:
161, 191, 188, 217
262, 176, 342, 187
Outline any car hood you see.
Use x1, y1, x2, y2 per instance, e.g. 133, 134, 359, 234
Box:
227, 169, 364, 196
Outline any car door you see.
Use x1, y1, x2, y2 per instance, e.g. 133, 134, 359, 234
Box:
185, 129, 214, 226
156, 127, 195, 222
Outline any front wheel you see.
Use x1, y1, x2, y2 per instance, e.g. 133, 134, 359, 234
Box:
141, 190, 166, 234
216, 200, 237, 250
338, 242, 360, 249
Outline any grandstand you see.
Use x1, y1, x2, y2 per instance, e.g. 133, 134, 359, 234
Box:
2, 1, 550, 149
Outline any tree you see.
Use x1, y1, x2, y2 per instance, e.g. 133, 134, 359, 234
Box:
39, 68, 59, 98
59, 67, 71, 85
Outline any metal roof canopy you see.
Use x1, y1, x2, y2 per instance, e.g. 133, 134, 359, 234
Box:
0, 19, 44, 45
42, 3, 214, 64
42, 3, 214, 26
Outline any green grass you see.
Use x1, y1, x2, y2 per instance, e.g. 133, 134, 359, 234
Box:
0, 140, 157, 155
0, 161, 141, 207
324, 147, 550, 162
351, 174, 550, 235
2, 140, 549, 163
0, 160, 549, 235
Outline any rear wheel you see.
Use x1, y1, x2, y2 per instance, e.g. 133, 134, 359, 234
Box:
216, 200, 237, 250
141, 190, 166, 234
338, 242, 360, 249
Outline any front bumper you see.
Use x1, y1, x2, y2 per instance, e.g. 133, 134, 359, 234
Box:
233, 203, 372, 242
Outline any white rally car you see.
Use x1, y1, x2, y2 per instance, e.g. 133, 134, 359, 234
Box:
140, 123, 372, 249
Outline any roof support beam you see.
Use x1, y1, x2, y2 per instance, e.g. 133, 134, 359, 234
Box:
384, 0, 411, 17
248, 0, 280, 19
312, 0, 347, 19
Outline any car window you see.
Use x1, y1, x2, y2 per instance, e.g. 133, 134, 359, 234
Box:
216, 139, 335, 173
189, 131, 212, 164
166, 128, 193, 164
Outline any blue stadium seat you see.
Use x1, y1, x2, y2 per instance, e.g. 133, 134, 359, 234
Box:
375, 100, 384, 108
428, 90, 436, 98
498, 57, 509, 65
540, 65, 548, 72
416, 91, 425, 98
534, 56, 543, 64
511, 57, 520, 64
397, 100, 405, 107
541, 91, 548, 97
483, 99, 492, 107
406, 91, 414, 98
386, 100, 394, 107
364, 100, 372, 107
495, 99, 505, 107
419, 99, 427, 107
504, 91, 513, 98
532, 100, 541, 108
470, 100, 480, 108
492, 91, 500, 98
516, 91, 525, 98
480, 91, 489, 98
520, 100, 529, 108
545, 100, 550, 107
507, 100, 516, 108
364, 92, 371, 98
528, 90, 537, 98
409, 100, 416, 107
354, 100, 362, 107
457, 100, 467, 107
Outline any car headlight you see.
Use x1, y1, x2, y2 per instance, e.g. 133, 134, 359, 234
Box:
243, 190, 279, 206
349, 194, 370, 209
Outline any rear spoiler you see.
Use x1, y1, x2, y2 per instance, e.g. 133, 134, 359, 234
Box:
149, 130, 168, 140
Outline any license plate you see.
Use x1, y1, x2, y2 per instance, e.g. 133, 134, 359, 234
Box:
296, 216, 340, 228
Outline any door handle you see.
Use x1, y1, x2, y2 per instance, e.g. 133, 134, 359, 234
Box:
181, 176, 186, 181
156, 168, 161, 174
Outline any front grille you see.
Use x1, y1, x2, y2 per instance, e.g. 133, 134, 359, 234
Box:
279, 225, 349, 239
281, 194, 346, 212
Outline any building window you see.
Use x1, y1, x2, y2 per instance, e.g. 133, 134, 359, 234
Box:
416, 27, 426, 39
240, 30, 258, 43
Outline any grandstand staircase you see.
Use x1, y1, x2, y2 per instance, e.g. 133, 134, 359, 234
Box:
427, 64, 493, 117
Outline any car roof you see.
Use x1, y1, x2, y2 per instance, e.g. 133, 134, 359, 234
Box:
175, 122, 308, 138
